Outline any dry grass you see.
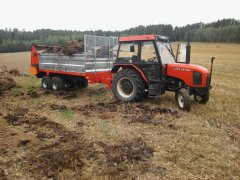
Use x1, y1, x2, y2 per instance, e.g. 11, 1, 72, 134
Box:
0, 43, 239, 179
0, 52, 30, 74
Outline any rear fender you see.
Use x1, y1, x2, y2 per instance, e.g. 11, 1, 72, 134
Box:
111, 64, 149, 83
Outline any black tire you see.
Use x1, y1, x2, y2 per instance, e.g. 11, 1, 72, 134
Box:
77, 79, 88, 88
175, 88, 191, 111
112, 69, 144, 102
42, 76, 51, 90
143, 90, 149, 98
194, 91, 210, 104
50, 77, 65, 91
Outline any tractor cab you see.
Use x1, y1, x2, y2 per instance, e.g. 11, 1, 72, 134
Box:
114, 35, 180, 82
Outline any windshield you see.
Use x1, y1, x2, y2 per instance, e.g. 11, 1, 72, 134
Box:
156, 41, 176, 64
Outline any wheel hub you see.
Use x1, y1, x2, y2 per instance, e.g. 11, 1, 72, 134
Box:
196, 95, 203, 101
178, 94, 184, 108
42, 81, 47, 89
117, 77, 134, 98
122, 80, 133, 94
52, 81, 58, 90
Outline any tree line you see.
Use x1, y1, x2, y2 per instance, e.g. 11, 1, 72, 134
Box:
0, 18, 239, 53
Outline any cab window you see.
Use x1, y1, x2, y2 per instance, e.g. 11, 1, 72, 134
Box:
118, 42, 139, 63
141, 41, 158, 63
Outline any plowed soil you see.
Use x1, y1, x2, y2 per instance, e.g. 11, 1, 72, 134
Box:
0, 68, 169, 179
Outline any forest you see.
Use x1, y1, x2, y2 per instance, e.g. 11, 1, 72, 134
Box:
0, 18, 239, 53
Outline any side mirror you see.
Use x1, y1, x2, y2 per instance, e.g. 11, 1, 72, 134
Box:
177, 44, 186, 63
130, 45, 135, 52
176, 43, 191, 64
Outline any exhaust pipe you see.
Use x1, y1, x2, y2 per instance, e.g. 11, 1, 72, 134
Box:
209, 57, 215, 86
186, 41, 191, 64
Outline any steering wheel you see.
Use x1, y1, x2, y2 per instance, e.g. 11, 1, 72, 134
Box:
148, 56, 157, 62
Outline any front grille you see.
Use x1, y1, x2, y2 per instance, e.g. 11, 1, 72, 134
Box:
193, 71, 202, 85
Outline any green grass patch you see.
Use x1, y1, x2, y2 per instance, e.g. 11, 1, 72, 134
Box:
62, 109, 75, 119
11, 87, 24, 96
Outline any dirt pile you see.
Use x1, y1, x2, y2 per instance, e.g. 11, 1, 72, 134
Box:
45, 40, 84, 56
8, 68, 20, 76
72, 101, 180, 126
0, 67, 16, 95
103, 137, 153, 164
43, 90, 78, 99
0, 168, 6, 179
2, 106, 92, 178
97, 138, 154, 178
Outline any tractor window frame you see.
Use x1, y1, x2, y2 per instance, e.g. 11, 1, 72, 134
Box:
140, 41, 159, 64
156, 41, 176, 64
117, 42, 140, 64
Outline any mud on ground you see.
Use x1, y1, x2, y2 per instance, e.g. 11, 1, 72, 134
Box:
0, 69, 177, 179
0, 64, 239, 179
0, 67, 16, 95
72, 101, 180, 126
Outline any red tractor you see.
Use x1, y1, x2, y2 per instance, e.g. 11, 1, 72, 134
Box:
111, 34, 214, 110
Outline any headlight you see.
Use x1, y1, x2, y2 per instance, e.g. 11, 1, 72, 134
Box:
193, 71, 202, 85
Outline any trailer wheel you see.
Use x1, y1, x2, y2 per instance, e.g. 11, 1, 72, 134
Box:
42, 76, 51, 90
194, 91, 210, 104
77, 79, 88, 88
50, 77, 65, 91
176, 88, 191, 111
113, 69, 144, 102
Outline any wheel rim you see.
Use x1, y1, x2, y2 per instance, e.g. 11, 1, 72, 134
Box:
117, 77, 134, 98
196, 95, 203, 102
42, 80, 48, 89
178, 94, 184, 108
52, 81, 58, 90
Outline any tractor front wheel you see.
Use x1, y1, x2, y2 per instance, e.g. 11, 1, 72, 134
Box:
176, 88, 191, 111
194, 91, 210, 104
112, 69, 144, 102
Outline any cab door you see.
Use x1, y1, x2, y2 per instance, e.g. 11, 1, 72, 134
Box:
139, 41, 161, 81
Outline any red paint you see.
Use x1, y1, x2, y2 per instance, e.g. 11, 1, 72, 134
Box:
167, 63, 209, 87
119, 34, 155, 42
31, 44, 39, 66
39, 69, 113, 89
113, 64, 149, 82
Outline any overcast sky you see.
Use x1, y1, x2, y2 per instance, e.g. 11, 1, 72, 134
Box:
0, 0, 239, 31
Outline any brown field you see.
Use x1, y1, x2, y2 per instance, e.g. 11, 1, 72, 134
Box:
0, 43, 240, 179
0, 52, 30, 74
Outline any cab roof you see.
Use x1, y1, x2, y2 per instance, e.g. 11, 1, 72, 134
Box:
119, 34, 169, 42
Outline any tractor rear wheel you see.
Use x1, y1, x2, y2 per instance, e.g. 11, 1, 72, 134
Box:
176, 88, 191, 111
50, 77, 65, 91
112, 69, 144, 102
42, 76, 51, 90
194, 91, 210, 104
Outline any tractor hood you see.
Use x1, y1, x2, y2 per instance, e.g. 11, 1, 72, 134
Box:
167, 63, 209, 87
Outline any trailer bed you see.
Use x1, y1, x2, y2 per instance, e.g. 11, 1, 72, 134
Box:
31, 35, 118, 88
